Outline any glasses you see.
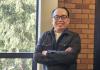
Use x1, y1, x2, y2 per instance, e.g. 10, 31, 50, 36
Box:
53, 15, 68, 20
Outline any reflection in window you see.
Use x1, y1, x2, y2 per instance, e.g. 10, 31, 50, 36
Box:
0, 0, 36, 52
0, 58, 32, 70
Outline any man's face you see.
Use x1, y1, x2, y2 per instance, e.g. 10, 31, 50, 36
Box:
52, 8, 70, 32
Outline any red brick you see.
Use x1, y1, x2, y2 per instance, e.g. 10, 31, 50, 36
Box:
78, 54, 88, 58
88, 64, 93, 69
88, 54, 94, 58
77, 64, 88, 69
80, 34, 88, 38
83, 0, 95, 4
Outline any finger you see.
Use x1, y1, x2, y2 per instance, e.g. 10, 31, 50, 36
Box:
65, 48, 72, 52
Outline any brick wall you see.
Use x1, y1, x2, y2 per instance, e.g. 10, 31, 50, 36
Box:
58, 0, 95, 70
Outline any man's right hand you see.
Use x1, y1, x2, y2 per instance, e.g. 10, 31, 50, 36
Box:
65, 47, 72, 53
42, 50, 47, 56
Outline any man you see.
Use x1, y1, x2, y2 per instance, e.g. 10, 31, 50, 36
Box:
34, 7, 81, 70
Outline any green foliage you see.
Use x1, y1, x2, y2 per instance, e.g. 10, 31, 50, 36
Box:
0, 0, 36, 69
22, 3, 35, 14
0, 58, 32, 70
0, 0, 36, 52
1, 4, 15, 16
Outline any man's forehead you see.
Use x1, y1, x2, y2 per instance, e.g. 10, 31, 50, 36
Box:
53, 8, 68, 16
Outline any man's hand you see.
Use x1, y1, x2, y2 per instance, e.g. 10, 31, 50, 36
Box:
65, 47, 72, 53
42, 50, 47, 56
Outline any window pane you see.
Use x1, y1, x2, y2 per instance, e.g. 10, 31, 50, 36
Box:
0, 0, 36, 52
0, 58, 32, 70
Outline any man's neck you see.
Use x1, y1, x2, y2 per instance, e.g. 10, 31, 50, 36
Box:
54, 28, 64, 33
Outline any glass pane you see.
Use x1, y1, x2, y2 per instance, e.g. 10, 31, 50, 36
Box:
0, 0, 36, 52
0, 58, 32, 70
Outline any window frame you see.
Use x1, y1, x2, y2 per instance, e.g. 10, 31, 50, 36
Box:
0, 0, 39, 70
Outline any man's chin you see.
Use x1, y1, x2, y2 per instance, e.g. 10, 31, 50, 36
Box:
57, 27, 66, 30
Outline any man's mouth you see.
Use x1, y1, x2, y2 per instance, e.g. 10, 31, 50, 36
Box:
57, 23, 64, 25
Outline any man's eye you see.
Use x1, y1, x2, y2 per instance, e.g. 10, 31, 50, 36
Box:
53, 15, 68, 20
61, 16, 68, 18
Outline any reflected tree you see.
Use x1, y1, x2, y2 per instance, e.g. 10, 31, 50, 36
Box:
0, 0, 36, 69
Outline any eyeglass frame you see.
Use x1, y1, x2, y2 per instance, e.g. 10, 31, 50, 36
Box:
52, 15, 69, 20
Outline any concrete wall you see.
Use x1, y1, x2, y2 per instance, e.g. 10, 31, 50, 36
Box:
38, 0, 58, 34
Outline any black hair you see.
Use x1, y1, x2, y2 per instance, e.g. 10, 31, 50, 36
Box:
51, 7, 69, 17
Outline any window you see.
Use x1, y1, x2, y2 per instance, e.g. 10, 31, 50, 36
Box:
0, 0, 37, 70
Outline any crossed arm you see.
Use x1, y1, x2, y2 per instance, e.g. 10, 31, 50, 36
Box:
42, 47, 72, 56
34, 34, 81, 65
34, 46, 80, 65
